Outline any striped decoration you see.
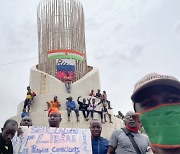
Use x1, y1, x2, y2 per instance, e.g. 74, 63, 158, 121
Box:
48, 49, 84, 61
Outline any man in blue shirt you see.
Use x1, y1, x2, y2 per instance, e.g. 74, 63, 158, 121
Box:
90, 119, 109, 154
66, 96, 80, 122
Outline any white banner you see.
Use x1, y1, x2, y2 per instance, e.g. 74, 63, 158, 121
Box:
13, 127, 92, 154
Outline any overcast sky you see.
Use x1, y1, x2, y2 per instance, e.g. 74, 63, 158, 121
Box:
0, 0, 180, 127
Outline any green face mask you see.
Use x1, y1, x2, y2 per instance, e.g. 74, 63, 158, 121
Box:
139, 103, 180, 149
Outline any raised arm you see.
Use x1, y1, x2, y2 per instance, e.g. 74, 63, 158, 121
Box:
44, 102, 50, 111
87, 98, 91, 104
77, 96, 81, 103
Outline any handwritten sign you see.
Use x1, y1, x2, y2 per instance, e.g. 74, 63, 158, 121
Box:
13, 126, 92, 154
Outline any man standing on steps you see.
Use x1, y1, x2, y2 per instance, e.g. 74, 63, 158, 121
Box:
66, 96, 80, 122
90, 119, 109, 154
108, 111, 149, 154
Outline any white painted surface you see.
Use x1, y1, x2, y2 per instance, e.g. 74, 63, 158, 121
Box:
11, 66, 124, 139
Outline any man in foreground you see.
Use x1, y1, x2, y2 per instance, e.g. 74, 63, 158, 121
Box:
0, 119, 18, 153
108, 111, 149, 154
90, 119, 109, 154
12, 116, 33, 153
20, 116, 32, 127
48, 110, 62, 128
131, 73, 180, 154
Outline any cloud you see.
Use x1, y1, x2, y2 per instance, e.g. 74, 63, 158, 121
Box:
94, 42, 145, 66
173, 20, 180, 33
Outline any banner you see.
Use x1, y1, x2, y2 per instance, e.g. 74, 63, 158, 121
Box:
56, 59, 75, 79
13, 127, 92, 154
48, 49, 84, 61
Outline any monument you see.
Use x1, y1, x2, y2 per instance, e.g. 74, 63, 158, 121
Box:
11, 0, 123, 139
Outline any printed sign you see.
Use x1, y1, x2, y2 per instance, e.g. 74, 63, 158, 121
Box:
13, 127, 92, 154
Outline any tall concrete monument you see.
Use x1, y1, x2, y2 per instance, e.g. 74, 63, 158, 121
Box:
11, 0, 123, 139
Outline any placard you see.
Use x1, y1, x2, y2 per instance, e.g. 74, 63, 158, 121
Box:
13, 127, 92, 154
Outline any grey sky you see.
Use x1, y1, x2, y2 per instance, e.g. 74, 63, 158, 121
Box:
0, 0, 180, 127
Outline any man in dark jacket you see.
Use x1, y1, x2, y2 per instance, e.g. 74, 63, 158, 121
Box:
77, 96, 89, 121
0, 119, 18, 154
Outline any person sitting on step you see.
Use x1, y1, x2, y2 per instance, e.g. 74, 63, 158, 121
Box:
77, 96, 89, 121
66, 96, 80, 122
101, 103, 113, 123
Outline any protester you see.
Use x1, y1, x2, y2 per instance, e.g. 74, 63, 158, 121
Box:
64, 73, 72, 93
45, 96, 61, 116
115, 111, 124, 119
77, 96, 89, 121
87, 98, 104, 123
66, 96, 80, 122
101, 103, 113, 123
90, 119, 109, 154
101, 90, 113, 109
12, 116, 33, 153
0, 119, 18, 154
131, 73, 180, 154
48, 109, 62, 128
89, 90, 95, 97
21, 108, 28, 119
108, 111, 149, 154
23, 86, 36, 112
20, 116, 32, 127
95, 89, 101, 98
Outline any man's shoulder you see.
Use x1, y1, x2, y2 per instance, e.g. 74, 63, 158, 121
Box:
99, 137, 109, 144
138, 132, 149, 140
110, 129, 124, 138
133, 132, 149, 143
112, 128, 124, 134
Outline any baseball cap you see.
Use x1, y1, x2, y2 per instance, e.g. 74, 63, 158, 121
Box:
131, 73, 180, 102
66, 96, 72, 100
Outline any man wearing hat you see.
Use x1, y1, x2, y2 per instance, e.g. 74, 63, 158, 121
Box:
131, 73, 180, 154
66, 96, 80, 122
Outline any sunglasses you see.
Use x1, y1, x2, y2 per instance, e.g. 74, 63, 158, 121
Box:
125, 115, 136, 120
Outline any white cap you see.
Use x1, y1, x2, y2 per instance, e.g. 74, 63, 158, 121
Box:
131, 73, 180, 102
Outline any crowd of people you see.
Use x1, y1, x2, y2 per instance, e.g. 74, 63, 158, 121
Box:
1, 72, 180, 154
45, 89, 114, 123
